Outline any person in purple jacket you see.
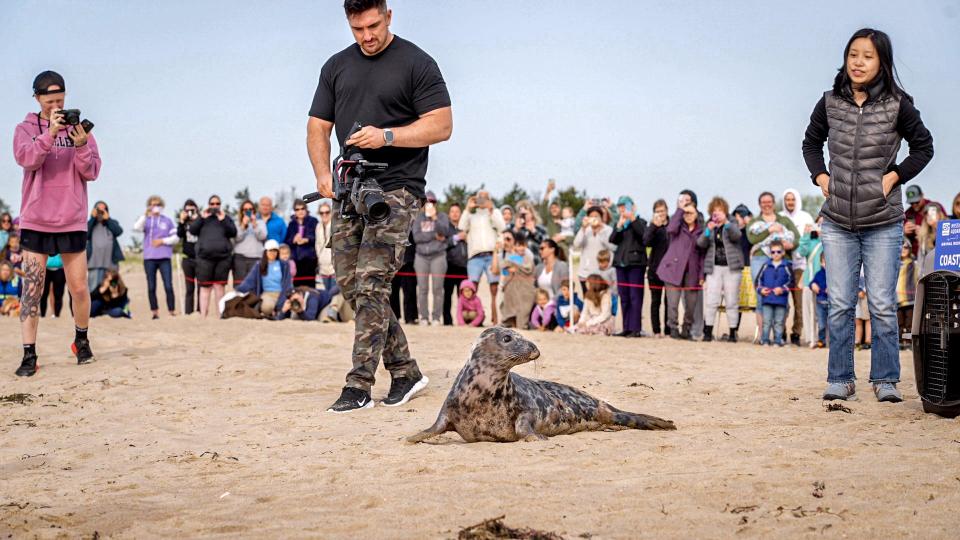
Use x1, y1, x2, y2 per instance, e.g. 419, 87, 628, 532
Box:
133, 195, 179, 319
12, 71, 101, 377
656, 193, 705, 340
283, 199, 319, 286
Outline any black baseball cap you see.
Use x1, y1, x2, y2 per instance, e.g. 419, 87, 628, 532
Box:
33, 71, 65, 95
905, 185, 923, 204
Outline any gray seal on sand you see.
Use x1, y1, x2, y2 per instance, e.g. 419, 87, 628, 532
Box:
408, 327, 676, 443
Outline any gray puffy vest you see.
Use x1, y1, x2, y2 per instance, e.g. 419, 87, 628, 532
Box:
821, 90, 904, 230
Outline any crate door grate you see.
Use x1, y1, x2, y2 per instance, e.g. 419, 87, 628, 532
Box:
921, 274, 953, 403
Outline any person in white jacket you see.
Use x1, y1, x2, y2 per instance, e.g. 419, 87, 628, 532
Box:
459, 190, 505, 324
572, 205, 615, 294
780, 188, 814, 345
315, 201, 336, 292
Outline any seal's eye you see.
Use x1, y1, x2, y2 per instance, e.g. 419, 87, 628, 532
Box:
502, 335, 513, 344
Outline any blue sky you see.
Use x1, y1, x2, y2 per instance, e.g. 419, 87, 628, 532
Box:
2, 0, 958, 243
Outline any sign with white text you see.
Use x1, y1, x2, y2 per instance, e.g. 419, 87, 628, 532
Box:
934, 219, 960, 271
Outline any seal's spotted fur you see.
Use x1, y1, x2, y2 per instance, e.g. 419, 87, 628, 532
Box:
408, 328, 676, 443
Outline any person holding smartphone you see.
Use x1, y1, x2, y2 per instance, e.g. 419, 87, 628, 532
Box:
233, 199, 268, 285
13, 70, 101, 377
189, 195, 237, 318
133, 195, 179, 319
177, 199, 202, 315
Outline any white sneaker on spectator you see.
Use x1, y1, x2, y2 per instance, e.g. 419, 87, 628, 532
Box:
418, 320, 429, 327
432, 319, 442, 326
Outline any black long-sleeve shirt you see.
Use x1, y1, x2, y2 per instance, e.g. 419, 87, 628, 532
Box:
802, 94, 934, 186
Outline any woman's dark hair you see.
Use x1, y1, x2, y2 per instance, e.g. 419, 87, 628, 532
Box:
586, 205, 603, 217
540, 238, 567, 262
584, 273, 609, 307
758, 191, 775, 204
833, 28, 904, 99
512, 229, 527, 246
92, 201, 109, 212
102, 270, 127, 300
344, 0, 386, 16
183, 198, 198, 210
259, 246, 279, 276
238, 199, 255, 217
652, 199, 668, 212
1, 212, 13, 230
208, 194, 221, 205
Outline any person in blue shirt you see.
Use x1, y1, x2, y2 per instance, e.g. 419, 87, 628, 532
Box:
236, 239, 292, 319
0, 261, 22, 317
756, 240, 793, 346
810, 252, 829, 348
554, 280, 583, 332
258, 197, 287, 244
279, 285, 339, 321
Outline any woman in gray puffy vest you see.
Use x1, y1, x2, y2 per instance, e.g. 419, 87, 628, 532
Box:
802, 28, 934, 404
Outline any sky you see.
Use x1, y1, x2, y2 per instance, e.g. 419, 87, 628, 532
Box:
2, 0, 958, 245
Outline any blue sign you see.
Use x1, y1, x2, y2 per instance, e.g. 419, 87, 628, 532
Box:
934, 219, 960, 272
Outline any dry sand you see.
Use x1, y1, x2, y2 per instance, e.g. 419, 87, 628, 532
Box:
2, 265, 959, 539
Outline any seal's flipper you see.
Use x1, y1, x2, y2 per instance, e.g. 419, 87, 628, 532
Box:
606, 405, 676, 431
407, 411, 452, 444
514, 414, 546, 442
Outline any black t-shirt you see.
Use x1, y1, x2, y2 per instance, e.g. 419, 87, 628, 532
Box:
309, 36, 451, 199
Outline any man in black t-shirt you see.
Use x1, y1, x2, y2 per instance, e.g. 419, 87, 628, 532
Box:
308, 0, 452, 414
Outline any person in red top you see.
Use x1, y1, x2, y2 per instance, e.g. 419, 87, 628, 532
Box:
12, 71, 102, 377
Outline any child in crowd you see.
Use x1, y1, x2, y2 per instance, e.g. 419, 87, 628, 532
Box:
810, 253, 828, 349
558, 206, 576, 243
896, 240, 919, 351
0, 261, 22, 317
90, 270, 132, 318
596, 249, 619, 316
456, 279, 485, 327
756, 240, 792, 346
554, 281, 582, 333
577, 274, 614, 335
529, 288, 556, 331
3, 234, 23, 270
855, 270, 871, 350
279, 243, 297, 279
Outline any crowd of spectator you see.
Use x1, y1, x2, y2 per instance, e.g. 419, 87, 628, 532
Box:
1, 184, 957, 345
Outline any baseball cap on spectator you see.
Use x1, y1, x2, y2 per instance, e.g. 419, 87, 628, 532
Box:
33, 71, 65, 95
905, 185, 923, 204
264, 240, 280, 251
617, 196, 634, 207
425, 191, 438, 203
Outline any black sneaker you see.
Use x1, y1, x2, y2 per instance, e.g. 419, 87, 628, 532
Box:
382, 374, 430, 407
790, 334, 801, 346
71, 339, 95, 365
15, 354, 38, 377
326, 387, 374, 414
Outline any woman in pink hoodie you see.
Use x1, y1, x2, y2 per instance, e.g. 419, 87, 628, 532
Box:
12, 71, 102, 377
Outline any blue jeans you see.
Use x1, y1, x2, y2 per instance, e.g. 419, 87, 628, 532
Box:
761, 303, 786, 345
144, 258, 175, 312
815, 300, 830, 343
467, 253, 499, 284
820, 219, 902, 384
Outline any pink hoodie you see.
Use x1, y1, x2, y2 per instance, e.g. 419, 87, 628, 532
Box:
13, 112, 101, 233
456, 279, 485, 327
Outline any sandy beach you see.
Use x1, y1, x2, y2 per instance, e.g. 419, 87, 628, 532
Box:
2, 266, 959, 539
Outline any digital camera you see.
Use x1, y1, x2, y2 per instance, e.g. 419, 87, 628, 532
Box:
57, 109, 81, 126
332, 122, 390, 223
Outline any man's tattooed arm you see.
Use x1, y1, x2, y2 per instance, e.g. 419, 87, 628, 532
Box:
19, 256, 45, 322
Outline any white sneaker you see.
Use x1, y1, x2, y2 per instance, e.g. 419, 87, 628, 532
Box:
418, 320, 429, 327
432, 319, 442, 326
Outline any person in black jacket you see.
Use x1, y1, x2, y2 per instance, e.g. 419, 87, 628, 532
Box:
643, 199, 670, 337
390, 230, 418, 324
609, 196, 647, 337
176, 199, 201, 315
802, 28, 934, 403
188, 194, 237, 318
442, 202, 468, 325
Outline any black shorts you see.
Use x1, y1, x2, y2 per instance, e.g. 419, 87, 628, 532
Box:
196, 257, 232, 286
19, 229, 87, 256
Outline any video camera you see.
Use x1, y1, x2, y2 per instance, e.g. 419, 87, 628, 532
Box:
303, 121, 390, 223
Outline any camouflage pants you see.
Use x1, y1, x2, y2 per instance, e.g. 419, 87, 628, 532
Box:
332, 188, 422, 392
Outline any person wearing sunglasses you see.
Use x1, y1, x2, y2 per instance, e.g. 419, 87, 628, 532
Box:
755, 240, 794, 346
283, 200, 319, 286
315, 202, 337, 293
0, 213, 13, 255
189, 195, 237, 318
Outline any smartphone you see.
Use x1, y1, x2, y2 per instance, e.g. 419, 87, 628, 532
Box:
80, 119, 94, 133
